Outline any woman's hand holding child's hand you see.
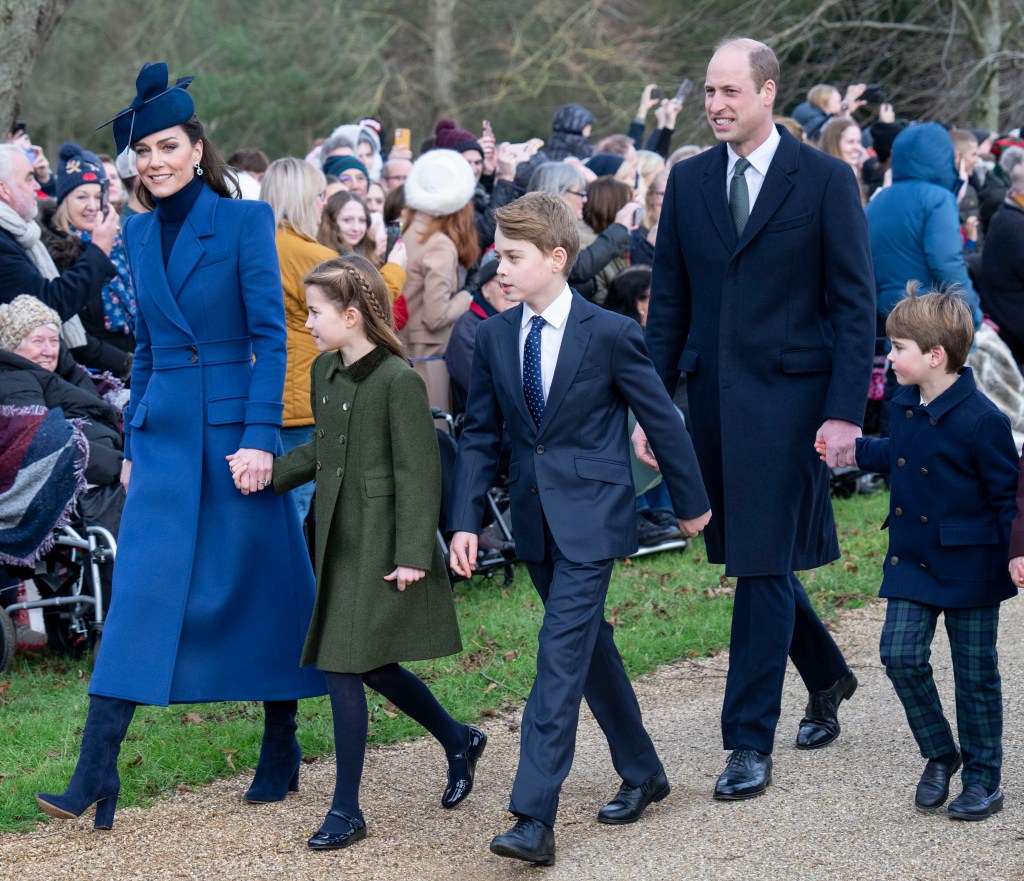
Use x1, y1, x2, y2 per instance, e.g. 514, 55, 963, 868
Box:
226, 449, 274, 495
384, 566, 425, 591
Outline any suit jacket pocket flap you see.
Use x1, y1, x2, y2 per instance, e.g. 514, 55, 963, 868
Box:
766, 211, 812, 233
572, 366, 601, 383
575, 456, 631, 486
129, 400, 148, 428
781, 347, 833, 374
208, 396, 247, 425
677, 348, 699, 373
365, 476, 396, 497
939, 524, 999, 546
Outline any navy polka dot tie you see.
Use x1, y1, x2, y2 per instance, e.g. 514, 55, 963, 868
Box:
523, 315, 546, 427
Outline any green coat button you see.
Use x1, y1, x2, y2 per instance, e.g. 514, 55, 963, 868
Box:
316, 461, 321, 470
336, 468, 343, 477
342, 402, 351, 411
339, 435, 346, 444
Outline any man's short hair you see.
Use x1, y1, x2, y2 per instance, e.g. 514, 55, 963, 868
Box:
949, 129, 979, 156
885, 282, 974, 373
594, 134, 633, 157
0, 144, 24, 184
227, 149, 270, 174
495, 192, 580, 276
714, 36, 780, 93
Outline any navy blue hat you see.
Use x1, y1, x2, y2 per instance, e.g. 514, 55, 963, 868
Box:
584, 152, 626, 178
56, 142, 106, 205
100, 62, 196, 156
322, 154, 369, 181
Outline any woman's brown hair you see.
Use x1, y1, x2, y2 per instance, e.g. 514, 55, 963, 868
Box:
136, 116, 237, 210
318, 190, 380, 265
583, 176, 632, 235
403, 201, 480, 269
303, 254, 406, 362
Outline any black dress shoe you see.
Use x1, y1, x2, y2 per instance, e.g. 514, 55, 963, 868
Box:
637, 513, 681, 547
442, 725, 487, 808
915, 750, 962, 810
489, 816, 556, 866
307, 810, 367, 850
597, 767, 671, 824
796, 671, 858, 750
947, 784, 1004, 821
713, 748, 772, 800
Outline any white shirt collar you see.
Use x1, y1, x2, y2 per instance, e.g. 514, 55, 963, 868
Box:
727, 124, 782, 178
522, 284, 573, 330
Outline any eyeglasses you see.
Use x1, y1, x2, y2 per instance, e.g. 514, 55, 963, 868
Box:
566, 188, 587, 198
382, 174, 407, 183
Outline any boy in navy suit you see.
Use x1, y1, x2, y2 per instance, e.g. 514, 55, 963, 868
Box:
834, 285, 1020, 820
449, 192, 711, 865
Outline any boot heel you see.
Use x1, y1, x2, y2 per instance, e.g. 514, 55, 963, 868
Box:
289, 765, 300, 793
94, 795, 117, 830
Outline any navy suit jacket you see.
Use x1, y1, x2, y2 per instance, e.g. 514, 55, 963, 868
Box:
448, 292, 709, 564
645, 125, 876, 575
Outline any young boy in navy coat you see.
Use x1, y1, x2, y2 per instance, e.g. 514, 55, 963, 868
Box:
842, 284, 1020, 821
448, 193, 711, 865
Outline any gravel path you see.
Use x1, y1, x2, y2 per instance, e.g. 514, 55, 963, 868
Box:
4, 596, 1023, 881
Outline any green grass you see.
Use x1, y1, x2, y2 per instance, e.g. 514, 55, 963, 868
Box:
0, 491, 889, 832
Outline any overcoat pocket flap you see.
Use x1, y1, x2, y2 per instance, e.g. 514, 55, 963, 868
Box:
781, 348, 833, 374
129, 401, 148, 428
677, 348, 699, 373
766, 211, 813, 233
939, 524, 1000, 546
365, 476, 396, 497
575, 456, 631, 486
208, 396, 247, 425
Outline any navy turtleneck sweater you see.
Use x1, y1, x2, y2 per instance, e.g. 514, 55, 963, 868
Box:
153, 175, 206, 268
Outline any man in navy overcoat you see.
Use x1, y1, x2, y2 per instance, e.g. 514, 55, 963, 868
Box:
637, 38, 876, 799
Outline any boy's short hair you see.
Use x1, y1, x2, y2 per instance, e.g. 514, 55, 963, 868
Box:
885, 282, 975, 372
949, 128, 979, 156
495, 192, 580, 276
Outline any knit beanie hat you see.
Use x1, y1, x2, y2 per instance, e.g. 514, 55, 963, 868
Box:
322, 154, 369, 181
434, 119, 483, 156
584, 152, 626, 178
404, 149, 476, 217
0, 295, 62, 353
56, 142, 106, 205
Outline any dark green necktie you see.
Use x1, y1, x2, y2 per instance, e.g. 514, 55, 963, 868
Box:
730, 157, 751, 237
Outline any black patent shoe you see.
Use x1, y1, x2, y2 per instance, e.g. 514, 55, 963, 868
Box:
441, 726, 487, 808
796, 671, 858, 750
713, 748, 772, 800
490, 816, 556, 865
307, 810, 367, 850
597, 767, 670, 824
948, 785, 1004, 821
915, 750, 962, 811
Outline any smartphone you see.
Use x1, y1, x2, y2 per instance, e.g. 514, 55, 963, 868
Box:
862, 84, 883, 104
674, 78, 693, 103
99, 179, 110, 219
384, 220, 402, 260
633, 206, 644, 227
650, 87, 661, 100
482, 119, 494, 139
393, 128, 411, 153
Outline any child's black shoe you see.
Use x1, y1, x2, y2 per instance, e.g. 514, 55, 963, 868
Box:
947, 784, 1003, 820
914, 749, 961, 810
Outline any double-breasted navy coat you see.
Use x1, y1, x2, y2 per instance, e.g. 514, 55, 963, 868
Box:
89, 184, 325, 705
646, 125, 876, 576
856, 369, 1019, 608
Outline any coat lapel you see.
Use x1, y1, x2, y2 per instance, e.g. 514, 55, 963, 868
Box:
700, 144, 738, 252
133, 213, 194, 338
538, 295, 590, 438
736, 125, 798, 250
497, 306, 536, 429
166, 184, 218, 297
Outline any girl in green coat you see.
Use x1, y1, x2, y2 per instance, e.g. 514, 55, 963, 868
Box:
231, 254, 484, 850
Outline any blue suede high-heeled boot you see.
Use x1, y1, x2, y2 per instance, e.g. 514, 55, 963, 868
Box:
36, 696, 136, 829
244, 699, 301, 803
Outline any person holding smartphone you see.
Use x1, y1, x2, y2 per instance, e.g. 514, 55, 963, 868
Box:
6, 122, 55, 197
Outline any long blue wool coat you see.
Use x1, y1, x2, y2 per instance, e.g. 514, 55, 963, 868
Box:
89, 185, 325, 705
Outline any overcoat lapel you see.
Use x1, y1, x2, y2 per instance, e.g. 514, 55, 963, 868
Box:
497, 307, 536, 430
134, 215, 195, 339
701, 145, 737, 252
166, 185, 218, 296
736, 127, 798, 250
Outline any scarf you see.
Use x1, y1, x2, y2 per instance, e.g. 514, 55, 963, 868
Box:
0, 202, 88, 348
78, 228, 137, 335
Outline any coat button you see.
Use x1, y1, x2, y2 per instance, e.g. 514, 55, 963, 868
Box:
339, 435, 346, 444
316, 461, 322, 470
920, 467, 928, 476
895, 507, 903, 516
190, 354, 199, 363
890, 556, 899, 565
897, 457, 906, 467
530, 485, 538, 494
322, 395, 329, 404
929, 418, 937, 426
905, 409, 914, 418
920, 515, 928, 523
342, 402, 351, 411
318, 429, 324, 438
336, 468, 343, 477
536, 444, 545, 454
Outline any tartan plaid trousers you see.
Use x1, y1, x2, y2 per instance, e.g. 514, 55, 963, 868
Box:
879, 598, 1003, 792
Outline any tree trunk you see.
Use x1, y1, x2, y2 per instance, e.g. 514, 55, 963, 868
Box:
969, 0, 1002, 131
429, 0, 457, 119
0, 0, 75, 132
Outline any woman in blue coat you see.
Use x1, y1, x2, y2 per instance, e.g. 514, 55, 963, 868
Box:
36, 63, 325, 830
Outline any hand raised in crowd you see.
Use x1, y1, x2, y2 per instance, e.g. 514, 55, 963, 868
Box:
480, 119, 497, 175
878, 102, 896, 124
371, 212, 387, 260
384, 565, 425, 592
226, 449, 274, 495
655, 98, 683, 130
386, 239, 408, 270
495, 139, 545, 182
1010, 556, 1024, 588
31, 146, 52, 184
615, 199, 643, 231
842, 83, 868, 114
637, 83, 660, 119
449, 531, 478, 578
91, 203, 119, 256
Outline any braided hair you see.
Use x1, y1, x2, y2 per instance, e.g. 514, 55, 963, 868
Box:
303, 254, 407, 362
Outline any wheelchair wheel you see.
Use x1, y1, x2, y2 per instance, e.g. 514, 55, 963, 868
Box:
43, 604, 97, 659
0, 608, 15, 673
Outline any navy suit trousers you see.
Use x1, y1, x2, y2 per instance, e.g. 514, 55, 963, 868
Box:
721, 574, 849, 754
510, 521, 661, 826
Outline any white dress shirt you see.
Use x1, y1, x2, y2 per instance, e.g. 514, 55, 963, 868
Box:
725, 124, 782, 212
519, 285, 573, 399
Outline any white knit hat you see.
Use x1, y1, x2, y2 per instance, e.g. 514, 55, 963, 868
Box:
403, 149, 476, 217
0, 295, 62, 353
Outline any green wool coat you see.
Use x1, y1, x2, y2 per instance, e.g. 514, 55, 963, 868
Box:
272, 345, 462, 673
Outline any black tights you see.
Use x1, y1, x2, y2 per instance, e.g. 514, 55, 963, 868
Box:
324, 663, 467, 823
